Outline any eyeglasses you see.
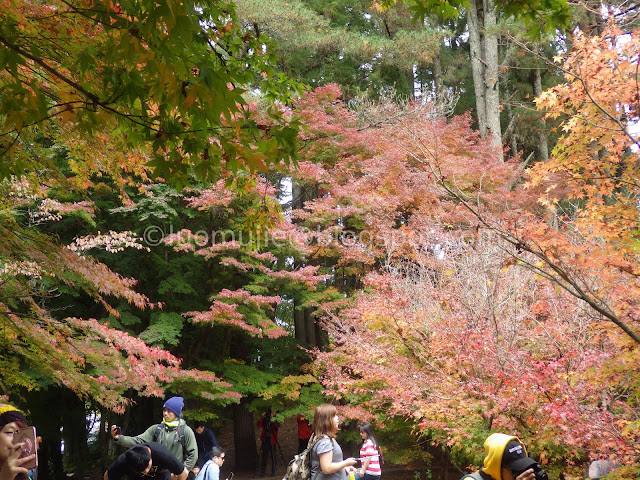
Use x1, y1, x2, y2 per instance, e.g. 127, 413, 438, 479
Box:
215, 456, 225, 461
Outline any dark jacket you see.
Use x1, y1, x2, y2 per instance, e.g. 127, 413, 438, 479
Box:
195, 427, 218, 468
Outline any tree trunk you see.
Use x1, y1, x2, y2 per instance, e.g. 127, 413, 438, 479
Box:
99, 406, 111, 471
233, 398, 258, 472
26, 387, 65, 480
467, 0, 487, 136
433, 53, 447, 114
407, 67, 416, 100
504, 95, 517, 157
483, 0, 501, 153
290, 178, 322, 347
467, 0, 502, 157
293, 298, 317, 346
62, 393, 89, 478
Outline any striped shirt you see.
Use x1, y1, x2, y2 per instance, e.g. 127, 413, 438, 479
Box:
360, 439, 381, 476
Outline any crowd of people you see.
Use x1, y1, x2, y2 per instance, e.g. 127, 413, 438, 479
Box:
0, 399, 620, 480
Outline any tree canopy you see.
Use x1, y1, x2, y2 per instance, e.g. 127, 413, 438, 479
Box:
2, 1, 640, 479
0, 0, 302, 186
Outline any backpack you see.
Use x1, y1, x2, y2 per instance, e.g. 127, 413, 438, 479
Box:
282, 435, 325, 480
153, 423, 187, 450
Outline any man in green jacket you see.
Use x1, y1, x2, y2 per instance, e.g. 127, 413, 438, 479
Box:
111, 396, 198, 473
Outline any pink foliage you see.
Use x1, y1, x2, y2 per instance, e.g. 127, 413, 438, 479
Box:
68, 230, 150, 253
289, 84, 634, 469
30, 198, 94, 223
184, 180, 235, 209
217, 289, 281, 308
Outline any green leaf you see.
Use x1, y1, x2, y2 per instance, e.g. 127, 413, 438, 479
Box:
139, 311, 185, 347
157, 273, 198, 295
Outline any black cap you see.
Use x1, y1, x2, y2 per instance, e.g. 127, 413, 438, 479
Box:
502, 440, 537, 473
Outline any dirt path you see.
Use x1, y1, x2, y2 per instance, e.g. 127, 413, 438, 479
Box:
215, 415, 299, 479
213, 417, 436, 480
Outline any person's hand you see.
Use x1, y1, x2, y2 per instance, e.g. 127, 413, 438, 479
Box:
0, 443, 35, 480
359, 469, 365, 477
515, 469, 535, 480
345, 458, 357, 468
110, 425, 120, 440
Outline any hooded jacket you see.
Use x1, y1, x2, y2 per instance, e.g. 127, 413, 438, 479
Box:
116, 419, 198, 471
460, 433, 529, 480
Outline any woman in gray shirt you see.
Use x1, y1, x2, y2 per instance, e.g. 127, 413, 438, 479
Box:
309, 404, 357, 480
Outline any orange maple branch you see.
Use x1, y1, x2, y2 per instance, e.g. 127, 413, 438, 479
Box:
506, 31, 640, 150
0, 34, 160, 133
440, 182, 640, 346
389, 125, 640, 345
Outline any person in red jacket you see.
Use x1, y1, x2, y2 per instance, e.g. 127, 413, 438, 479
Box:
296, 415, 312, 454
258, 409, 279, 476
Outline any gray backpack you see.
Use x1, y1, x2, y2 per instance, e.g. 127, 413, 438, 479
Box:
461, 473, 484, 480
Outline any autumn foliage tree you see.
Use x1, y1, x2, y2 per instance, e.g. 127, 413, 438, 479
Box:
0, 0, 302, 185
3, 1, 640, 479
291, 74, 639, 477
0, 0, 308, 405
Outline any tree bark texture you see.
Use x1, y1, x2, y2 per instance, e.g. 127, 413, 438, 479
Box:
291, 178, 322, 347
294, 297, 318, 346
233, 398, 258, 472
467, 0, 487, 136
467, 0, 502, 157
433, 53, 446, 111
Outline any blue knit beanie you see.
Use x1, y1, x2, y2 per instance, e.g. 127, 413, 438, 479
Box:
163, 396, 184, 417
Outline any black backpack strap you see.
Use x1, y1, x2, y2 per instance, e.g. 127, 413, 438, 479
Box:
152, 423, 163, 442
177, 423, 186, 449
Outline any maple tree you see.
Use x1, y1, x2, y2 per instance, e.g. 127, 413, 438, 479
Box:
0, 0, 305, 413
0, 176, 238, 412
0, 143, 326, 475
73, 170, 330, 469
286, 79, 639, 477
0, 0, 302, 186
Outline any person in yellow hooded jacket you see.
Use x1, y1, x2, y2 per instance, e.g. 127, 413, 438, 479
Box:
0, 404, 37, 480
460, 433, 546, 480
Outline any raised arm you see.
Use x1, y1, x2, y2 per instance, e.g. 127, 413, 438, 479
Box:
113, 425, 157, 448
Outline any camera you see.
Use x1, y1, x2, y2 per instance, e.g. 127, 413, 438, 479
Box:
514, 463, 548, 480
